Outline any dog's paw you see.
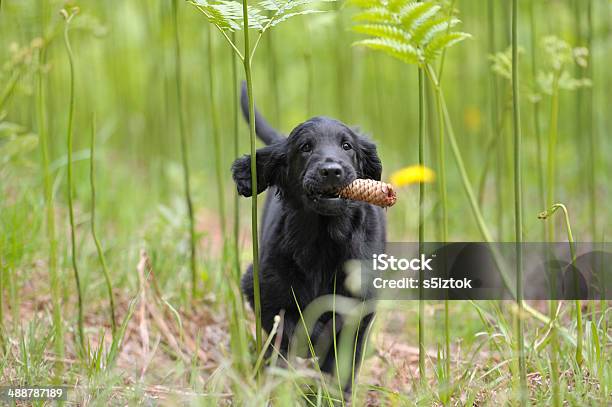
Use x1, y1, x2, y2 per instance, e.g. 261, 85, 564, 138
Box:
231, 155, 253, 197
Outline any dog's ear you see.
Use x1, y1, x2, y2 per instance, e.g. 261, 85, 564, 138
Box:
231, 143, 286, 197
357, 135, 382, 181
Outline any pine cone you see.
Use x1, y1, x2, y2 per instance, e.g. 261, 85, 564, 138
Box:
339, 179, 397, 208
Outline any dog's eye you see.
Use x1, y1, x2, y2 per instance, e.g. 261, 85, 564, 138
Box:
300, 143, 312, 153
342, 142, 352, 151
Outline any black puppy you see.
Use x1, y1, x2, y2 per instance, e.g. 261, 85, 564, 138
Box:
232, 85, 385, 386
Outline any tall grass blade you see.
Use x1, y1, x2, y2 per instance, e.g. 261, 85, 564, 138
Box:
229, 31, 249, 374
231, 30, 242, 291
545, 57, 562, 407
586, 0, 597, 242
172, 0, 199, 298
511, 0, 527, 401
436, 1, 455, 400
538, 203, 583, 366
241, 0, 264, 364
37, 11, 64, 373
62, 7, 85, 353
89, 114, 117, 338
529, 0, 546, 240
417, 62, 426, 384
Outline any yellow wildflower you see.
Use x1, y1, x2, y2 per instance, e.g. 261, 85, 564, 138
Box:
389, 165, 435, 187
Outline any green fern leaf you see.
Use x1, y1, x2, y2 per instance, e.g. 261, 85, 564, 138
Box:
398, 2, 439, 31
351, 0, 470, 65
190, 0, 333, 33
353, 7, 393, 23
246, 6, 270, 30
412, 17, 459, 47
353, 37, 421, 65
259, 0, 282, 11
270, 9, 324, 26
282, 0, 335, 13
353, 24, 411, 42
424, 31, 470, 61
347, 0, 383, 9
387, 0, 411, 13
190, 0, 239, 31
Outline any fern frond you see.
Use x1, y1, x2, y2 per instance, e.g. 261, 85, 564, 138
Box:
351, 0, 470, 66
191, 0, 240, 31
398, 2, 439, 31
412, 17, 459, 47
191, 0, 269, 31
353, 7, 394, 23
347, 0, 384, 9
353, 37, 421, 65
270, 9, 323, 27
424, 31, 470, 61
262, 0, 332, 14
190, 0, 334, 33
353, 24, 411, 42
259, 0, 282, 11
246, 6, 270, 30
387, 0, 411, 13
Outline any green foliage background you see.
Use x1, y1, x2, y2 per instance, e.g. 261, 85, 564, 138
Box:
0, 0, 610, 404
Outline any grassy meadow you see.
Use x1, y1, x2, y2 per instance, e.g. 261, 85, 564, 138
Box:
0, 0, 610, 405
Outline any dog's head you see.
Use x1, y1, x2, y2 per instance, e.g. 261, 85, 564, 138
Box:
232, 117, 382, 216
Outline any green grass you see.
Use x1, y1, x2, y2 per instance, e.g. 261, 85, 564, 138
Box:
511, 0, 526, 401
89, 114, 116, 338
61, 6, 85, 353
0, 0, 610, 405
172, 0, 199, 299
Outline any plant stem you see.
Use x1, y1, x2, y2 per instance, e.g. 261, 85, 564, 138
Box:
231, 31, 242, 292
540, 204, 583, 365
426, 65, 559, 331
436, 0, 457, 80
574, 0, 585, 194
586, 4, 603, 379
434, 21, 451, 398
172, 0, 198, 298
89, 114, 117, 338
586, 0, 597, 242
529, 0, 546, 240
511, 0, 527, 400
241, 0, 263, 362
417, 64, 426, 385
546, 72, 561, 407
486, 0, 504, 241
37, 23, 64, 373
207, 25, 227, 238
229, 31, 249, 375
63, 11, 85, 353
546, 76, 560, 244
427, 66, 494, 244
480, 5, 502, 403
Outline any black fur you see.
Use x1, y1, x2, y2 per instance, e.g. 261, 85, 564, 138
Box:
233, 83, 385, 388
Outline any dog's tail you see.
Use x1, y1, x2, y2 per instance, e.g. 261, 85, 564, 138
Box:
240, 81, 284, 145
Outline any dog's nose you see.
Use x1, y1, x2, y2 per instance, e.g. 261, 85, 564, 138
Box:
319, 163, 344, 185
